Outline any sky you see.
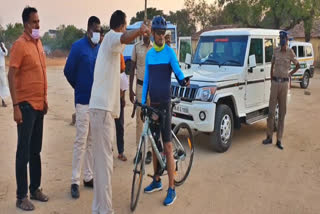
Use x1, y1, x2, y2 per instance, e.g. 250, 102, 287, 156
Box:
0, 0, 190, 33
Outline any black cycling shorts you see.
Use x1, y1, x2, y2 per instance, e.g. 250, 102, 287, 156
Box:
149, 102, 172, 144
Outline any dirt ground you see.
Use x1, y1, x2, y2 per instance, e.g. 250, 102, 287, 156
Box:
0, 66, 319, 214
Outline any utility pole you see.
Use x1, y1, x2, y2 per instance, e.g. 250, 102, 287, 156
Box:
144, 0, 147, 21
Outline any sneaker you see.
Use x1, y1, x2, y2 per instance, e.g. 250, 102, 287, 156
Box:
71, 184, 80, 199
145, 151, 152, 165
144, 179, 162, 193
163, 187, 177, 206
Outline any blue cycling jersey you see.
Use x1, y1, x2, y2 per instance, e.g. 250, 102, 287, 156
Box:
141, 45, 185, 104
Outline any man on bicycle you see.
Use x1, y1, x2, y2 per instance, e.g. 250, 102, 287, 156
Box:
141, 15, 189, 206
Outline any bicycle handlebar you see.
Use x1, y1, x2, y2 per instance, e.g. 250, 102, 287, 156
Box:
131, 98, 181, 119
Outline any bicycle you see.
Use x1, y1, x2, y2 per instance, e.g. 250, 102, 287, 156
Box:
130, 98, 194, 211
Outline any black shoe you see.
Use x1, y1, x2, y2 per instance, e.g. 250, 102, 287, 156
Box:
276, 141, 283, 150
262, 137, 272, 145
83, 179, 93, 188
133, 152, 142, 164
71, 184, 80, 199
145, 151, 152, 165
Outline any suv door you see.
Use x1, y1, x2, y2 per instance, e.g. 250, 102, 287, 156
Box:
246, 38, 265, 108
264, 38, 275, 104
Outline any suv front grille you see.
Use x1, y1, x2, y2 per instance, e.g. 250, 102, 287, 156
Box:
171, 83, 198, 102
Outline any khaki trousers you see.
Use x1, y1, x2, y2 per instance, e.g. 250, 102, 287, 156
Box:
267, 81, 288, 141
71, 104, 93, 185
135, 84, 151, 151
89, 109, 114, 214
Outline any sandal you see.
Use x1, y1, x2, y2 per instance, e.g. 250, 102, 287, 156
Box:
118, 154, 127, 161
30, 189, 49, 202
16, 197, 35, 211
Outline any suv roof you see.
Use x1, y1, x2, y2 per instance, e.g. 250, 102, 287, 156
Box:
289, 41, 313, 46
201, 28, 280, 37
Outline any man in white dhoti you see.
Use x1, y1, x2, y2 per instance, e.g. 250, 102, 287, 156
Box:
0, 42, 10, 107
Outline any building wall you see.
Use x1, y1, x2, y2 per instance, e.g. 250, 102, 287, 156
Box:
294, 37, 320, 67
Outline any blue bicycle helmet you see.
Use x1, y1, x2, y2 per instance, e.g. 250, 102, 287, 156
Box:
152, 16, 167, 30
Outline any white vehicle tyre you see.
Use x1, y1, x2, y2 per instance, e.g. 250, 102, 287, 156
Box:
210, 104, 234, 153
300, 72, 310, 89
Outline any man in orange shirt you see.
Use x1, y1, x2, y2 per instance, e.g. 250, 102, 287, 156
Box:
8, 6, 49, 211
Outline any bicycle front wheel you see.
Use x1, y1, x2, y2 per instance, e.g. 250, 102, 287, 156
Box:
172, 122, 194, 186
130, 136, 146, 211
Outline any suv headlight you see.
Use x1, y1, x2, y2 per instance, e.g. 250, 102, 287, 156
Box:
195, 87, 217, 102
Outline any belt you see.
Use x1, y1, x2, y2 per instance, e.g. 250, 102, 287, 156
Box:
272, 77, 289, 83
137, 79, 143, 86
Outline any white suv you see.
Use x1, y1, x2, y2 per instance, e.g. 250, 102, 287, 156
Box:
171, 28, 281, 152
289, 41, 314, 89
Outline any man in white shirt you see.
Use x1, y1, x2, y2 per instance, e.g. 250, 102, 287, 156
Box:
89, 10, 150, 214
0, 41, 9, 107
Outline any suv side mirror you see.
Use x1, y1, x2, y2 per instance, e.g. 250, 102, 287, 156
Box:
185, 53, 192, 69
185, 53, 192, 65
248, 55, 256, 73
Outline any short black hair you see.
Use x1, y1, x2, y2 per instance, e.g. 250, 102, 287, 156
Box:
22, 6, 37, 24
88, 16, 101, 29
110, 10, 126, 30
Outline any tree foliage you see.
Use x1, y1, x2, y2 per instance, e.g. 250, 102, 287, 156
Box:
130, 7, 196, 36
130, 8, 165, 24
41, 25, 85, 52
185, 0, 320, 41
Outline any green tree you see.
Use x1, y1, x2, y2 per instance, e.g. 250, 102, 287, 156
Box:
61, 25, 84, 50
3, 23, 24, 48
300, 0, 320, 41
166, 9, 196, 36
130, 7, 165, 24
0, 25, 5, 42
185, 0, 218, 28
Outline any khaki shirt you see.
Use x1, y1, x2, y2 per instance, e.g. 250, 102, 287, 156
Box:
131, 40, 153, 81
272, 47, 298, 78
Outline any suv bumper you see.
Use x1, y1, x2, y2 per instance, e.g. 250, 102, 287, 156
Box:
172, 101, 216, 132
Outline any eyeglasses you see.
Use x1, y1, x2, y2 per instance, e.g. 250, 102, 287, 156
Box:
155, 29, 166, 36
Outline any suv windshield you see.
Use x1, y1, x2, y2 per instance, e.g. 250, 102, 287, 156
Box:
193, 36, 248, 67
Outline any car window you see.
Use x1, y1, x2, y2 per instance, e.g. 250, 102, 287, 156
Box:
265, 39, 273, 63
292, 46, 297, 56
249, 38, 263, 64
193, 36, 248, 67
298, 46, 305, 57
306, 46, 312, 57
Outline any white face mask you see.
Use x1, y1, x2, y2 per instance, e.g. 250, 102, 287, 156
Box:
91, 32, 100, 45
31, 29, 40, 40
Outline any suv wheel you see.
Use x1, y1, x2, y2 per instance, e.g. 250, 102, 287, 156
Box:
300, 72, 310, 89
210, 104, 234, 153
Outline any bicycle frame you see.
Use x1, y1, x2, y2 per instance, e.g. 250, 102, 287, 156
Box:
135, 116, 186, 171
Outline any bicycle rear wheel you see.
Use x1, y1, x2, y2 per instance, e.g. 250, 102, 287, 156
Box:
130, 136, 146, 211
172, 123, 194, 186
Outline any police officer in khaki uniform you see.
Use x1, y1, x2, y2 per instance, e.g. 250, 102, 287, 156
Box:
263, 31, 300, 149
129, 30, 153, 163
